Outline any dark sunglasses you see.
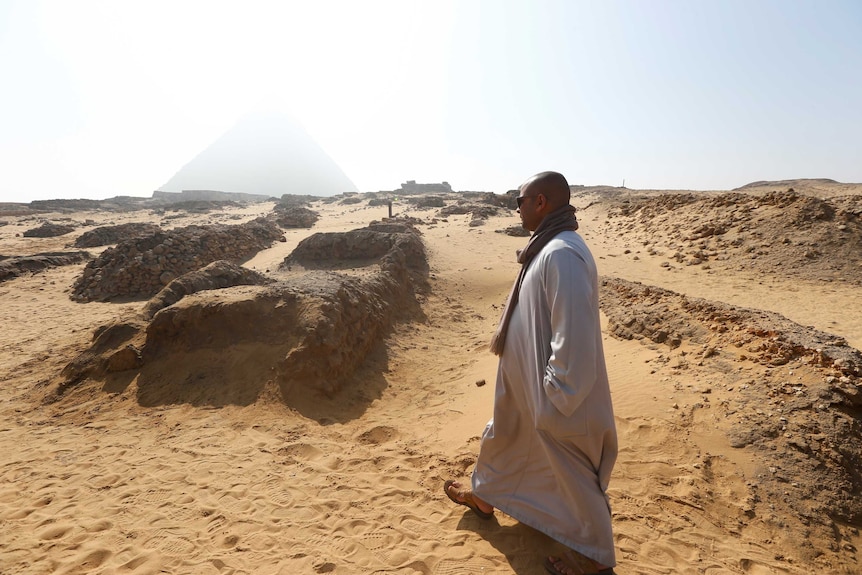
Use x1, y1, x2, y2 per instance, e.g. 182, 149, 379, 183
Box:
516, 194, 539, 209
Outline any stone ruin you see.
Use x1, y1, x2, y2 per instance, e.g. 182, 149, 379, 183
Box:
71, 218, 284, 302
407, 196, 446, 209
438, 202, 502, 227
52, 222, 429, 408
140, 260, 273, 320
74, 223, 162, 248
283, 220, 426, 272
398, 180, 452, 194
0, 251, 91, 283
270, 204, 319, 228
23, 221, 76, 238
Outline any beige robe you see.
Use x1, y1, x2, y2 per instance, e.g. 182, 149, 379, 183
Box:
472, 230, 618, 567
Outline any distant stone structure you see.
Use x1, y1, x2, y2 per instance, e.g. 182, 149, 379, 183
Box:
152, 190, 271, 203
398, 181, 453, 195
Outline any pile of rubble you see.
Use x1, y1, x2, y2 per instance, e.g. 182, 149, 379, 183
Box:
74, 223, 162, 248
270, 204, 319, 228
71, 218, 284, 301
23, 222, 76, 238
0, 251, 91, 283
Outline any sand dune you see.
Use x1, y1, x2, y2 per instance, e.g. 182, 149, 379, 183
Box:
1, 184, 860, 574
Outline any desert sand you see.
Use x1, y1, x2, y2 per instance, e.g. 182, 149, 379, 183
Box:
1, 181, 861, 574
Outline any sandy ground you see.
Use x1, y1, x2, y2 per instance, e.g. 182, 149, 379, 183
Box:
1, 193, 860, 575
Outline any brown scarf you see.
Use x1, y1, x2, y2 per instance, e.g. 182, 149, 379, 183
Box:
489, 205, 579, 356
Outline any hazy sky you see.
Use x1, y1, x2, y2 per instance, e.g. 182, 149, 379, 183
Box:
1, 0, 860, 202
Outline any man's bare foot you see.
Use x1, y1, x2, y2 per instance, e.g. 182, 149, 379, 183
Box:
443, 480, 494, 519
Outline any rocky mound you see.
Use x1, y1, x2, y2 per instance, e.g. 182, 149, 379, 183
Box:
52, 225, 428, 408
270, 204, 319, 228
604, 190, 862, 285
438, 202, 502, 227
71, 218, 284, 302
23, 221, 76, 237
0, 251, 91, 283
73, 223, 162, 248
600, 277, 862, 528
283, 221, 426, 273
461, 190, 516, 209
496, 225, 530, 237
277, 194, 319, 206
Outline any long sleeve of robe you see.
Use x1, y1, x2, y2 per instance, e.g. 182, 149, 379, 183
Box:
472, 230, 618, 568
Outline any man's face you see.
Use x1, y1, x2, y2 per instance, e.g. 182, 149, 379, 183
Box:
516, 182, 543, 232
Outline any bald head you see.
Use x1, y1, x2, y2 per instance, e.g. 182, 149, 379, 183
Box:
520, 171, 571, 210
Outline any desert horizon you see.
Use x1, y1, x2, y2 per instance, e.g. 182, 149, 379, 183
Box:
1, 177, 861, 574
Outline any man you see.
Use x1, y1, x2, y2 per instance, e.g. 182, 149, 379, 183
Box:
444, 171, 618, 575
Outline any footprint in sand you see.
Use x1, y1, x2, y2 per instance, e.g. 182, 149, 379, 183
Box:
278, 442, 324, 461
37, 522, 74, 540
433, 557, 498, 574
357, 425, 399, 445
57, 548, 112, 574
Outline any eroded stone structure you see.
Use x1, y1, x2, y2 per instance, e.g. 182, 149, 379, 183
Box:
71, 218, 284, 301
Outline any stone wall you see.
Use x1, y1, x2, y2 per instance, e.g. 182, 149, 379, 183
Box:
74, 223, 162, 248
71, 218, 284, 301
55, 223, 430, 405
0, 251, 91, 283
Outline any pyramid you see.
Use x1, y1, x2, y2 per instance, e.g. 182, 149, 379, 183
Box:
159, 111, 358, 197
